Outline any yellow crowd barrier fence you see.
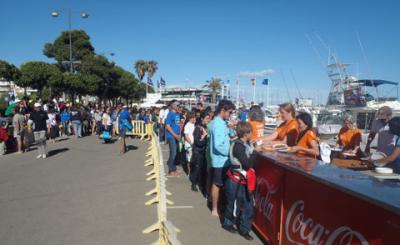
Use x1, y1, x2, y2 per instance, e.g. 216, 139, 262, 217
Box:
142, 131, 181, 245
115, 119, 153, 140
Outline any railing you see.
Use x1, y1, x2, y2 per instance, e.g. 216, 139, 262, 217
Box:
115, 120, 153, 140
142, 131, 181, 245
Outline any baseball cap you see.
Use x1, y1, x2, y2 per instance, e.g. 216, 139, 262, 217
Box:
34, 102, 41, 107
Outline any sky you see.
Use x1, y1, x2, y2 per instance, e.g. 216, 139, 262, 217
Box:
1, 0, 400, 104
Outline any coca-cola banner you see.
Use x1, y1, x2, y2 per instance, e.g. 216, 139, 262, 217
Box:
253, 158, 285, 244
282, 171, 400, 245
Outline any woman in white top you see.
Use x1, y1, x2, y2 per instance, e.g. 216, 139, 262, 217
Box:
101, 108, 112, 143
48, 109, 59, 143
184, 114, 196, 166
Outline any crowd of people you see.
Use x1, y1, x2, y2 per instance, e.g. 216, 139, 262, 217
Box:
2, 95, 400, 241
160, 99, 400, 241
0, 96, 159, 156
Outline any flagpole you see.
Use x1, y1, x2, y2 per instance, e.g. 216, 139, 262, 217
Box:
252, 79, 256, 103
236, 80, 240, 109
267, 83, 270, 108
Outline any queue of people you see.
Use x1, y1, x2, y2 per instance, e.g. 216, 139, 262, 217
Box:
161, 99, 400, 241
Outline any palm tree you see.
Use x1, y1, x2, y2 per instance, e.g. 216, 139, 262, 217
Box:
207, 78, 222, 105
146, 60, 158, 78
134, 60, 148, 81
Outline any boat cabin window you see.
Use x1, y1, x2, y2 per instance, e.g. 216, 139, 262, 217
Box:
356, 112, 375, 130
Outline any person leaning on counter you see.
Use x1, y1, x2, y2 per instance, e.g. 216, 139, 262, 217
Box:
337, 114, 362, 156
263, 103, 299, 146
287, 112, 320, 157
368, 117, 400, 174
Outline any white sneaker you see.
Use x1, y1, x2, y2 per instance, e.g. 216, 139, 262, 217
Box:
36, 155, 42, 159
42, 154, 47, 159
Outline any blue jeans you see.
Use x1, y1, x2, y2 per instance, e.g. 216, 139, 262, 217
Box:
72, 120, 82, 138
167, 137, 177, 173
223, 178, 253, 233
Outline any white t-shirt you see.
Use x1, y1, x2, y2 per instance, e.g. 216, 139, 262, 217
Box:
102, 113, 112, 126
184, 122, 195, 149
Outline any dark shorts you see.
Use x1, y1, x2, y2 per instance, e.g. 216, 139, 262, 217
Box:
211, 167, 227, 187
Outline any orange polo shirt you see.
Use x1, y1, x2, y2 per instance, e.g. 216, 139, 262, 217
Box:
249, 120, 264, 141
297, 129, 318, 156
338, 127, 362, 149
276, 119, 299, 146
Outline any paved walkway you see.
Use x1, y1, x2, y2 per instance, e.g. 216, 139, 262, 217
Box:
160, 145, 264, 245
0, 136, 157, 245
0, 136, 264, 245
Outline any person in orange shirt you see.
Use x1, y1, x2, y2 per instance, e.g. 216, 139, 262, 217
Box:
263, 103, 299, 146
288, 113, 319, 157
248, 105, 265, 143
337, 114, 362, 155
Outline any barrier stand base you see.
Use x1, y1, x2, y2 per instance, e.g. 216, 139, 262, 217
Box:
146, 188, 158, 196
145, 196, 160, 206
143, 221, 161, 234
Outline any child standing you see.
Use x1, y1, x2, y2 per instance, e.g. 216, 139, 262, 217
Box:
222, 121, 260, 241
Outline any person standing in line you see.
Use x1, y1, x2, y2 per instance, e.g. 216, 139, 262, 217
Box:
28, 103, 50, 159
165, 100, 181, 176
117, 104, 132, 154
12, 105, 26, 154
102, 107, 113, 143
190, 111, 211, 192
209, 99, 235, 217
184, 113, 196, 174
159, 106, 166, 140
48, 108, 59, 144
60, 107, 71, 136
160, 106, 169, 144
222, 121, 260, 240
70, 105, 83, 138
110, 107, 118, 136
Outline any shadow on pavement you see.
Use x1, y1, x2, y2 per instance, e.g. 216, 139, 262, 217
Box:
48, 147, 69, 157
126, 145, 138, 152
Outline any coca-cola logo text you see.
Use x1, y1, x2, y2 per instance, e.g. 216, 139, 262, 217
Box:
285, 200, 369, 245
255, 178, 277, 222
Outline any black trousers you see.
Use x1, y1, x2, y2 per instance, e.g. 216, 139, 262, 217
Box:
190, 151, 207, 188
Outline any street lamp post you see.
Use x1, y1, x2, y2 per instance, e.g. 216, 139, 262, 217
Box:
51, 9, 89, 73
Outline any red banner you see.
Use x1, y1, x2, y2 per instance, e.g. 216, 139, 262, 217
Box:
282, 171, 400, 245
253, 157, 285, 244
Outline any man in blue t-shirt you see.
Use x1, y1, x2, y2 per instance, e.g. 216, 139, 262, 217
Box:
117, 104, 132, 154
165, 100, 181, 176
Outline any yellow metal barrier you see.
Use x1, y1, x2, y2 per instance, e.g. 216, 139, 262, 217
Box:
143, 131, 181, 245
115, 119, 153, 140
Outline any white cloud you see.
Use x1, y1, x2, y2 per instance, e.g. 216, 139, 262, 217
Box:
238, 69, 275, 78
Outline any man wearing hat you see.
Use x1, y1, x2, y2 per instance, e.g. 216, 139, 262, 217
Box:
365, 106, 395, 156
28, 103, 50, 159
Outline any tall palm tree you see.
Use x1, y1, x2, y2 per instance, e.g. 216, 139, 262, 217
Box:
134, 60, 148, 81
207, 78, 222, 105
146, 60, 158, 78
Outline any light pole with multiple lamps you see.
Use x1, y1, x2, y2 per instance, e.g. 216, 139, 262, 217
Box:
51, 9, 89, 73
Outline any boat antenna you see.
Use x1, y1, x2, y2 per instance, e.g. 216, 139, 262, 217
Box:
290, 69, 303, 99
356, 31, 378, 97
280, 69, 292, 102
305, 33, 325, 68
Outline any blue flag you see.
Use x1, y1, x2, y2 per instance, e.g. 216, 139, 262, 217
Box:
160, 77, 166, 87
147, 77, 153, 86
262, 79, 269, 85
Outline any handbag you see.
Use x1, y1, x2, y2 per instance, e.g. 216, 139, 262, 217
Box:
102, 131, 111, 140
123, 119, 132, 131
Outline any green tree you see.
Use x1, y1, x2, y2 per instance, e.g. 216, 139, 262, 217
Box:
207, 78, 222, 105
18, 61, 62, 98
0, 60, 20, 81
134, 60, 148, 81
80, 55, 120, 102
43, 30, 95, 71
147, 60, 158, 78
